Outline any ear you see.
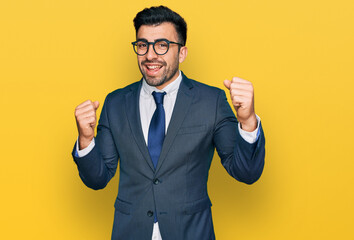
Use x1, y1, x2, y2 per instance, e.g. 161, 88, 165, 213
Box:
178, 46, 188, 63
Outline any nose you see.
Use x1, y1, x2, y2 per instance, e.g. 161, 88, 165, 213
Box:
146, 43, 158, 60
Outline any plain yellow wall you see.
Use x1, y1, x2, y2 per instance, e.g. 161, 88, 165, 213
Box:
1, 0, 353, 239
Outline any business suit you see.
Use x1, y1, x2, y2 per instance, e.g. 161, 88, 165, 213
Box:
72, 72, 265, 240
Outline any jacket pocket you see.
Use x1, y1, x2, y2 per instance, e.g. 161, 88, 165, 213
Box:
183, 197, 212, 215
178, 125, 206, 135
114, 197, 131, 215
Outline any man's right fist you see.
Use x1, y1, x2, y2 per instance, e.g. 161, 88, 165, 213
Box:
75, 100, 100, 150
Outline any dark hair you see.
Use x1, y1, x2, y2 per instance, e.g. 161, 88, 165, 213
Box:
133, 6, 187, 46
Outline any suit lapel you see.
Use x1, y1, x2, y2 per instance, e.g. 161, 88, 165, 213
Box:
125, 81, 155, 172
155, 73, 194, 173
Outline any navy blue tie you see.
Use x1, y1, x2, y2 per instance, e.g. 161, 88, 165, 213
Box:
148, 91, 166, 169
148, 91, 166, 223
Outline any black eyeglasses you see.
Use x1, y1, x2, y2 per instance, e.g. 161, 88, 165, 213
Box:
131, 38, 183, 56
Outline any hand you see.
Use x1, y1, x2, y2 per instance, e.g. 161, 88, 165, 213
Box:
223, 77, 257, 132
75, 100, 100, 149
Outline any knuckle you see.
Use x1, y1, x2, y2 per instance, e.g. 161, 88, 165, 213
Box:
76, 116, 85, 122
245, 92, 252, 98
75, 112, 82, 119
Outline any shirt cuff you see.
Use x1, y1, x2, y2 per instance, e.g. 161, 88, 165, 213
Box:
75, 138, 95, 157
238, 115, 261, 144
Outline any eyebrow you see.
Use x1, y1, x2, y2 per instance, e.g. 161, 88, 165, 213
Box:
136, 38, 170, 42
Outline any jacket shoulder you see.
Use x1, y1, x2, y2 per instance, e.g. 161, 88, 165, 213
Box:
187, 77, 225, 98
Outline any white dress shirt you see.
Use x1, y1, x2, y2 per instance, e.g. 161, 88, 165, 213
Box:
76, 71, 261, 240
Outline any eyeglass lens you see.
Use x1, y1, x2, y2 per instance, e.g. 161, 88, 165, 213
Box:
134, 40, 169, 55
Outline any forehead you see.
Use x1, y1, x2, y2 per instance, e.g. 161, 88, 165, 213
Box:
137, 22, 178, 41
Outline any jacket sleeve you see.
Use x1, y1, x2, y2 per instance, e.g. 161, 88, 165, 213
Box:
212, 90, 265, 184
72, 94, 119, 190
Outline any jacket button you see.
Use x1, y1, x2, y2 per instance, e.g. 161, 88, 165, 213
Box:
147, 211, 154, 217
153, 178, 160, 185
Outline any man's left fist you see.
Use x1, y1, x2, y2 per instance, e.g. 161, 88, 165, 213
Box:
223, 77, 257, 132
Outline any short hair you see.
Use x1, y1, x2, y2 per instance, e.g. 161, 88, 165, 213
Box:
133, 6, 187, 46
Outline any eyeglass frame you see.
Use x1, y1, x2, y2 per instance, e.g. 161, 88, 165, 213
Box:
131, 38, 184, 56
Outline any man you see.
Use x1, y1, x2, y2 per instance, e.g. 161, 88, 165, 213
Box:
73, 6, 265, 240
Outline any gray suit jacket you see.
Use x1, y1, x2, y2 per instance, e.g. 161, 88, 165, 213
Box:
73, 72, 265, 240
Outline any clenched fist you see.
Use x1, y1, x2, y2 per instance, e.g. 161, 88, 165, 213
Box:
75, 100, 100, 150
223, 77, 257, 132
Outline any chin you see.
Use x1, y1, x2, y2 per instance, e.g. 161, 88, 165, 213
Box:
145, 77, 167, 87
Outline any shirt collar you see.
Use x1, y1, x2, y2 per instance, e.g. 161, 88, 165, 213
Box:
141, 70, 182, 96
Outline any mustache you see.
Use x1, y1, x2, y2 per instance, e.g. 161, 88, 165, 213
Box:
141, 60, 167, 66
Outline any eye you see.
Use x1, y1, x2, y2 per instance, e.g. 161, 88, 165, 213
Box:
156, 41, 168, 49
137, 42, 147, 48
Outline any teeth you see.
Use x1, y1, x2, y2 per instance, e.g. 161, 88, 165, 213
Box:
146, 65, 160, 70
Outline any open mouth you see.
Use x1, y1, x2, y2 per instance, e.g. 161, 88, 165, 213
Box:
144, 64, 163, 75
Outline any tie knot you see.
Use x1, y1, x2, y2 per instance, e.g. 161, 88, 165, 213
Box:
152, 91, 166, 105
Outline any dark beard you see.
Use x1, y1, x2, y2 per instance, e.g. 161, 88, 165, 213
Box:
140, 59, 179, 88
144, 67, 178, 87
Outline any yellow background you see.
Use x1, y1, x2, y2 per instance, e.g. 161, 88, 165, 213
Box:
1, 0, 353, 239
